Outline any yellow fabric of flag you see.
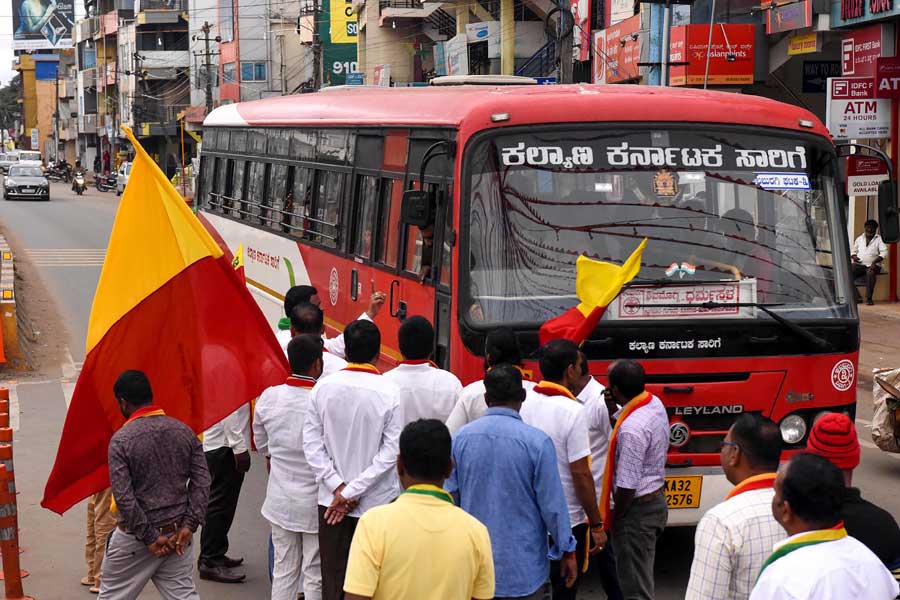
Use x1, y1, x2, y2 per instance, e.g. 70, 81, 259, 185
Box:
575, 239, 647, 317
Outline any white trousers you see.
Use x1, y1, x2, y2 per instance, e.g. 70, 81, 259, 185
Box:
271, 522, 322, 600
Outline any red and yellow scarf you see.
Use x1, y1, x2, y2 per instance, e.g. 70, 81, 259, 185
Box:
758, 522, 847, 579
532, 380, 577, 401
599, 391, 653, 531
725, 472, 777, 500
285, 375, 316, 389
343, 363, 381, 375
112, 405, 167, 513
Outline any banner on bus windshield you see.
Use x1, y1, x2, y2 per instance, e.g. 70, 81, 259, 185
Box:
608, 280, 758, 321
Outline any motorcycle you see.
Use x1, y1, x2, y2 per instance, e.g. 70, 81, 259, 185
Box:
47, 163, 72, 183
72, 171, 86, 196
95, 172, 116, 192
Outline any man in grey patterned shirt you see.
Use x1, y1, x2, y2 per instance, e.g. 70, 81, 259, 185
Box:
98, 370, 211, 600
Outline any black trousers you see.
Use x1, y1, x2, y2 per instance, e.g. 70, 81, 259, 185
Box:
199, 447, 245, 564
551, 524, 624, 600
852, 263, 881, 301
318, 505, 359, 600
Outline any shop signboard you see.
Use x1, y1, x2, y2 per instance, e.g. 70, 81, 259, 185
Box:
788, 32, 819, 55
607, 0, 634, 26
592, 30, 606, 84
319, 0, 358, 86
602, 14, 642, 83
875, 56, 900, 98
373, 64, 391, 87
835, 0, 898, 28
802, 60, 841, 93
764, 0, 812, 34
846, 155, 889, 195
446, 33, 469, 76
669, 24, 754, 86
571, 0, 592, 62
12, 0, 73, 49
826, 77, 891, 140
30, 128, 38, 151
466, 21, 500, 59
841, 24, 893, 77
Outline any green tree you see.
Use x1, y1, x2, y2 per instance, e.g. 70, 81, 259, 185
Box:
0, 74, 22, 137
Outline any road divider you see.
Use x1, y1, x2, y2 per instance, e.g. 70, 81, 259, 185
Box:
0, 393, 31, 599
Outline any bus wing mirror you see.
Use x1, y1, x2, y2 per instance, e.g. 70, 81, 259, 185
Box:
401, 189, 433, 228
878, 180, 900, 244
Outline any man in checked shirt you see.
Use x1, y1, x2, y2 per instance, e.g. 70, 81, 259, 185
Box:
685, 414, 785, 600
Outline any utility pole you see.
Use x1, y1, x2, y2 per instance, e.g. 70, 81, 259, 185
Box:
54, 65, 60, 162
194, 22, 220, 113
312, 0, 321, 90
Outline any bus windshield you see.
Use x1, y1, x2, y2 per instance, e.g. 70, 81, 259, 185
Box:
464, 126, 849, 327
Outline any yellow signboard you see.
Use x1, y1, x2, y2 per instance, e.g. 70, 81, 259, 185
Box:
330, 0, 357, 44
788, 32, 819, 56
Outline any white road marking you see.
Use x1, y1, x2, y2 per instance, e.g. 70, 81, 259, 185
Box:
61, 348, 77, 381
7, 385, 19, 432
24, 249, 106, 268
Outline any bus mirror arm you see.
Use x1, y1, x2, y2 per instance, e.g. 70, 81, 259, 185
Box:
400, 141, 457, 228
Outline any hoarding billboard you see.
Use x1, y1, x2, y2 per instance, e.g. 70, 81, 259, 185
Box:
12, 0, 74, 50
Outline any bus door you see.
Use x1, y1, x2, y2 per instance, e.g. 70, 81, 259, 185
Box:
431, 181, 453, 370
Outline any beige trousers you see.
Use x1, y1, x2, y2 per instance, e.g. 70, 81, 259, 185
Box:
85, 487, 118, 583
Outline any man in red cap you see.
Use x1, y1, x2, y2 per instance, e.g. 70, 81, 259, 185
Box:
806, 412, 900, 572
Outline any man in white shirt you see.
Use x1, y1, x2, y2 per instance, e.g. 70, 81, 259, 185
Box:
851, 219, 888, 305
687, 414, 784, 600
198, 404, 251, 583
384, 316, 462, 425
446, 327, 535, 435
751, 453, 898, 600
255, 334, 325, 600
290, 302, 347, 378
521, 339, 606, 600
302, 319, 402, 600
275, 285, 386, 358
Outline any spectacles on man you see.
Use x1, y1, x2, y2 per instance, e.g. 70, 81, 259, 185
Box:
720, 440, 740, 451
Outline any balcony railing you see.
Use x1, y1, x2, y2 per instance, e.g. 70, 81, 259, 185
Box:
78, 114, 98, 134
379, 0, 422, 8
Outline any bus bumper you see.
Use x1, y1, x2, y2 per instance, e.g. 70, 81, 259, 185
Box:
665, 467, 731, 527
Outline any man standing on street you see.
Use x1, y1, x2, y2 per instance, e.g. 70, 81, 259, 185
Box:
83, 486, 117, 593
384, 316, 462, 425
198, 403, 251, 583
805, 412, 900, 570
255, 334, 325, 600
447, 364, 577, 600
99, 370, 210, 600
851, 219, 887, 305
750, 453, 898, 600
600, 359, 669, 600
343, 419, 494, 600
521, 339, 606, 600
686, 414, 785, 600
290, 302, 347, 378
303, 319, 402, 600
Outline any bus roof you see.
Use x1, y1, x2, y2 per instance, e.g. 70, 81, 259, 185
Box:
204, 84, 831, 140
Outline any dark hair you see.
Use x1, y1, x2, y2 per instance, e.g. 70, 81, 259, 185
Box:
287, 334, 323, 375
400, 419, 452, 481
284, 285, 318, 317
344, 319, 381, 364
730, 414, 782, 471
782, 453, 844, 528
485, 327, 522, 368
290, 302, 324, 335
398, 316, 434, 361
484, 364, 525, 407
539, 339, 579, 381
579, 351, 589, 377
113, 370, 153, 406
864, 219, 879, 229
608, 359, 646, 399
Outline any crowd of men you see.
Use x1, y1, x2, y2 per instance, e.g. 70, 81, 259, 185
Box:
83, 285, 900, 600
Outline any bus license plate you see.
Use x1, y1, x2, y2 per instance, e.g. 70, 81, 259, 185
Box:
665, 476, 702, 509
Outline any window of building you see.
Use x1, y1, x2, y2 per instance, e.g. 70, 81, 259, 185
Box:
223, 62, 235, 83
219, 0, 234, 41
241, 62, 267, 82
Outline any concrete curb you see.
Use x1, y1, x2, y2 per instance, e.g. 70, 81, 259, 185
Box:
0, 236, 25, 370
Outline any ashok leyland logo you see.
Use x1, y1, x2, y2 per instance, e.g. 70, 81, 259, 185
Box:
669, 422, 691, 448
831, 360, 855, 391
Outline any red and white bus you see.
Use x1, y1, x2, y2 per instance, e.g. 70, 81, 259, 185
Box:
197, 81, 890, 524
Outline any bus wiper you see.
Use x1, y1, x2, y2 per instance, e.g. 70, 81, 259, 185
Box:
635, 301, 833, 351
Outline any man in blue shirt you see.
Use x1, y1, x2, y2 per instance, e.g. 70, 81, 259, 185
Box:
446, 364, 577, 599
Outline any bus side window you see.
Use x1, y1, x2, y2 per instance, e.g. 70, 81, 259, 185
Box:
223, 159, 235, 213
237, 160, 251, 220
245, 161, 265, 224
375, 178, 401, 268
314, 170, 343, 248
352, 174, 378, 259
438, 184, 453, 288
268, 164, 288, 231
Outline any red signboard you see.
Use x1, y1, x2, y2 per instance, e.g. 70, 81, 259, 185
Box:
876, 56, 900, 97
602, 14, 642, 83
669, 24, 755, 86
847, 155, 889, 195
841, 24, 890, 77
764, 0, 813, 34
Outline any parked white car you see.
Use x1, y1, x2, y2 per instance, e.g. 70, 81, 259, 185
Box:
116, 162, 131, 196
17, 151, 42, 168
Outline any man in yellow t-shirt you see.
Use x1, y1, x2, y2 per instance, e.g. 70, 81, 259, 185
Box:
343, 419, 495, 600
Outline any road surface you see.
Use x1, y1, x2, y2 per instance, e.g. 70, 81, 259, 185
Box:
1, 182, 898, 599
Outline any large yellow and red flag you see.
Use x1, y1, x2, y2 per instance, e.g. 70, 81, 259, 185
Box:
42, 127, 288, 514
539, 240, 647, 346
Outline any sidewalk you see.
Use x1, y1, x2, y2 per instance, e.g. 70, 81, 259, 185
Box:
858, 302, 900, 388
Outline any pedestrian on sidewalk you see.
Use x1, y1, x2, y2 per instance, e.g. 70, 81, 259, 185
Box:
99, 370, 210, 600
290, 302, 346, 378
851, 219, 887, 305
521, 339, 606, 600
686, 414, 784, 600
445, 327, 536, 435
255, 334, 325, 600
343, 419, 495, 600
446, 364, 577, 600
750, 453, 898, 600
198, 404, 251, 583
384, 316, 462, 425
805, 412, 900, 570
601, 359, 669, 600
82, 487, 117, 594
302, 319, 402, 600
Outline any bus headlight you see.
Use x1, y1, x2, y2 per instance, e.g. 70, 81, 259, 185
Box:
780, 414, 807, 444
